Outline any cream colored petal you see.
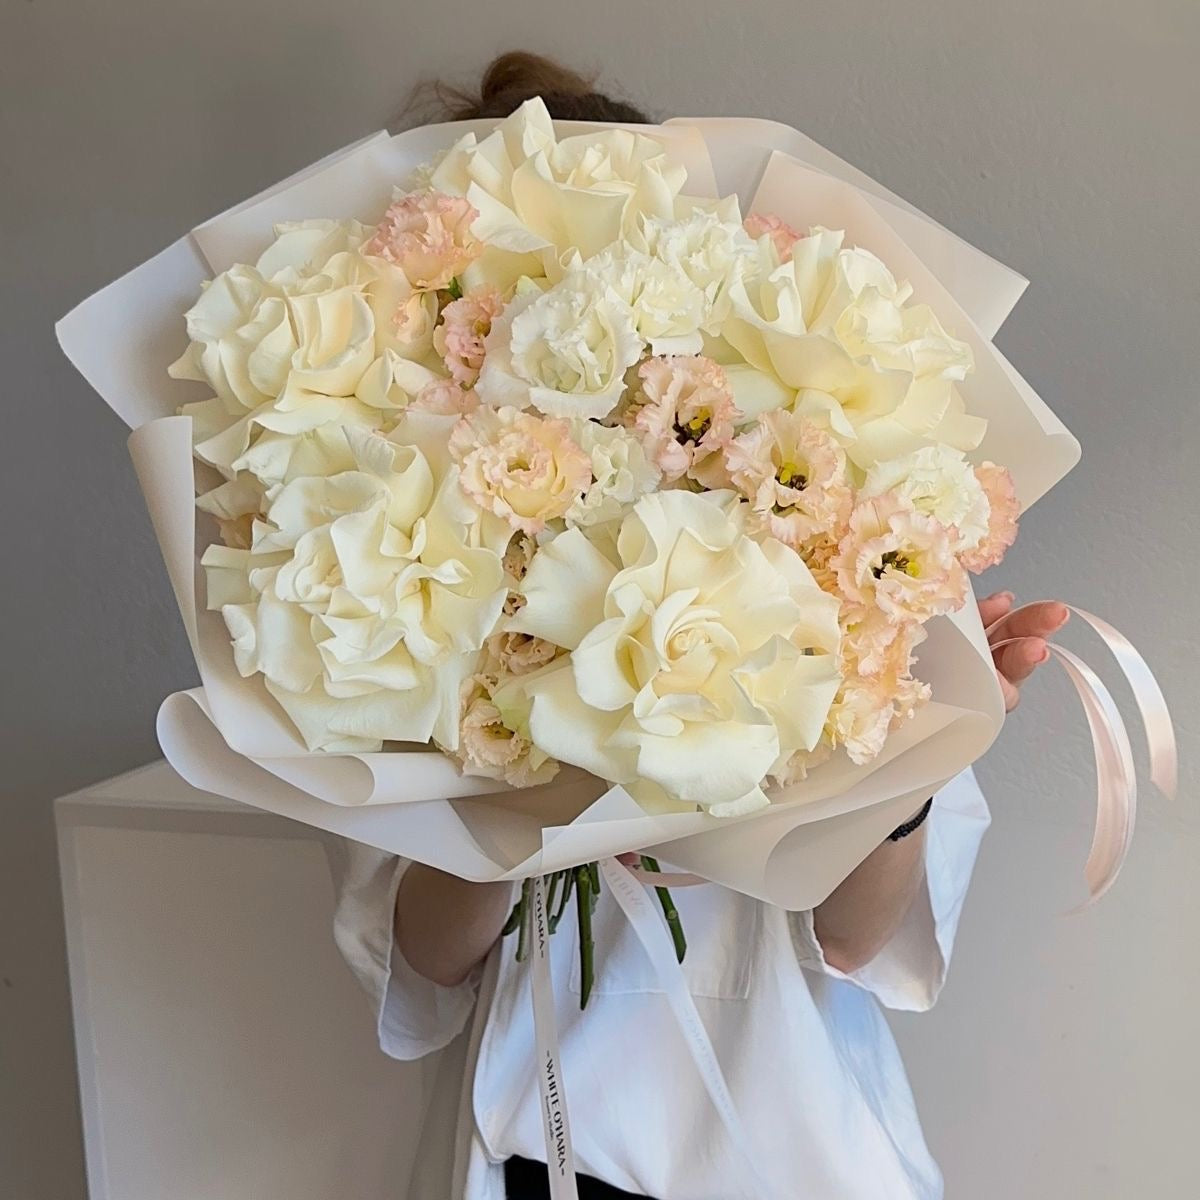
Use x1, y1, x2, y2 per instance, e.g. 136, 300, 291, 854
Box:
507, 527, 616, 650
571, 615, 642, 712
630, 718, 779, 809
521, 659, 638, 783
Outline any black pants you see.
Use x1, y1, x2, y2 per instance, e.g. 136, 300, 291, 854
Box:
504, 1155, 652, 1199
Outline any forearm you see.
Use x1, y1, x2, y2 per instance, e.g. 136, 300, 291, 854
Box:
395, 864, 515, 987
812, 817, 928, 974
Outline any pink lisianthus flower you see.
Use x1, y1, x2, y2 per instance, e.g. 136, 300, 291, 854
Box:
725, 409, 853, 548
449, 406, 591, 535
365, 190, 482, 291
629, 355, 741, 487
481, 630, 560, 680
454, 677, 558, 788
959, 462, 1020, 573
800, 534, 843, 598
826, 620, 930, 765
409, 378, 480, 415
824, 680, 895, 765
834, 491, 967, 623
434, 287, 505, 387
744, 212, 803, 263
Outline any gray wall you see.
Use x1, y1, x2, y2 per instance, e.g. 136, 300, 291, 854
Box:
2, 2, 1196, 1197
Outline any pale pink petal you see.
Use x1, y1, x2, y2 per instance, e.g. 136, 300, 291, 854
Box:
365, 190, 482, 291
628, 356, 741, 486
960, 462, 1019, 572
744, 212, 803, 263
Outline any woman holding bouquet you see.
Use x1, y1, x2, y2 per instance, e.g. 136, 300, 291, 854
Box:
327, 50, 1069, 1200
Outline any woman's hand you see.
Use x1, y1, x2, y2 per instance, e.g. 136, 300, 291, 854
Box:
980, 591, 1069, 712
814, 589, 1068, 972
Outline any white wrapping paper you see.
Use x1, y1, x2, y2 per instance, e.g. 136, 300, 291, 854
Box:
57, 114, 1080, 909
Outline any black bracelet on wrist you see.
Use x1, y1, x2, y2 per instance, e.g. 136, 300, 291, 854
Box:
887, 797, 934, 841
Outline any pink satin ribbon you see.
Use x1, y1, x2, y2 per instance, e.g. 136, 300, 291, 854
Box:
985, 603, 1177, 905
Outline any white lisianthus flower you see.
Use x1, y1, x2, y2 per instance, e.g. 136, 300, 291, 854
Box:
723, 228, 986, 471
636, 208, 759, 331
860, 445, 991, 551
476, 271, 643, 420
564, 420, 661, 528
200, 416, 510, 753
581, 246, 710, 356
502, 490, 843, 816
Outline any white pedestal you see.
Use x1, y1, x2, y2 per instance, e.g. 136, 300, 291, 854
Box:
56, 761, 427, 1200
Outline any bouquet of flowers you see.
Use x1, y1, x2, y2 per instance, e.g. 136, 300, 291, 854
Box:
59, 100, 1098, 921
60, 98, 1175, 1187
156, 100, 1031, 988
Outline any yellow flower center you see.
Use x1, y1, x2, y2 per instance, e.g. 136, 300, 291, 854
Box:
874, 550, 920, 579
776, 460, 808, 489
674, 409, 711, 444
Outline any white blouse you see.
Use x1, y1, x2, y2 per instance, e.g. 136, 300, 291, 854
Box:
327, 770, 990, 1200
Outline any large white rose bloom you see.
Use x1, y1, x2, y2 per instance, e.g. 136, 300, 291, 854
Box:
722, 228, 986, 471
200, 416, 510, 752
499, 490, 843, 815
170, 219, 437, 480
429, 97, 704, 288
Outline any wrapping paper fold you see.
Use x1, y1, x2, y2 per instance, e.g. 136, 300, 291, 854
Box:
58, 114, 1081, 909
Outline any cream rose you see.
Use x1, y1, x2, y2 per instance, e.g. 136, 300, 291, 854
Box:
722, 228, 986, 470
476, 272, 644, 419
501, 490, 843, 815
171, 220, 438, 478
429, 97, 698, 285
201, 416, 510, 752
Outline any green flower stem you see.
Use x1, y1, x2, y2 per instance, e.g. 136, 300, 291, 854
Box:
514, 878, 533, 963
640, 855, 687, 964
550, 868, 574, 933
576, 865, 595, 1008
501, 888, 524, 937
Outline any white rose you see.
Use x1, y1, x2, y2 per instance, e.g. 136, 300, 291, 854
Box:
429, 97, 699, 287
564, 421, 661, 528
201, 416, 510, 752
723, 228, 985, 470
860, 445, 991, 550
501, 490, 843, 815
476, 272, 644, 420
172, 220, 436, 477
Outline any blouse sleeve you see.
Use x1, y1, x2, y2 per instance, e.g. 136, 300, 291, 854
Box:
789, 769, 991, 1012
323, 837, 481, 1060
